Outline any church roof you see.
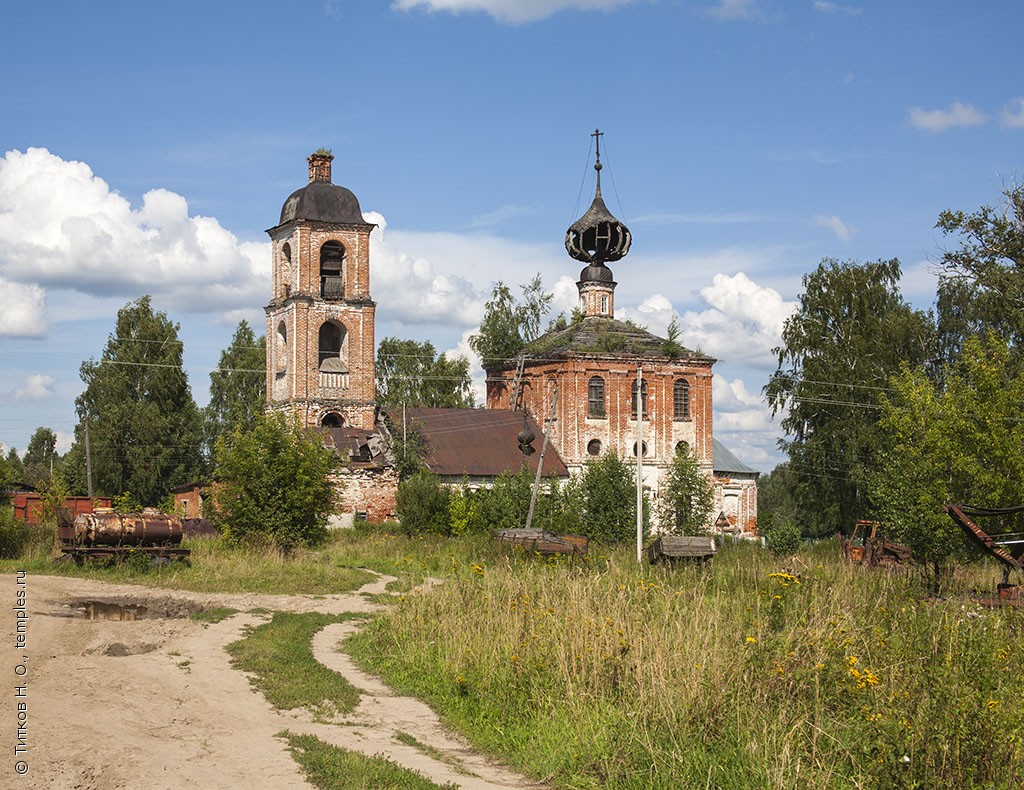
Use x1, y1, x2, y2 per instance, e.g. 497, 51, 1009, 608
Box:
713, 439, 758, 476
278, 180, 370, 226
512, 316, 716, 366
393, 408, 569, 479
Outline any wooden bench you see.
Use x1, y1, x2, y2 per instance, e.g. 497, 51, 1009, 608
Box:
646, 535, 717, 564
494, 528, 588, 559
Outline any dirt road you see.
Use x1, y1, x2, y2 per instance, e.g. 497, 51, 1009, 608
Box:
0, 573, 545, 790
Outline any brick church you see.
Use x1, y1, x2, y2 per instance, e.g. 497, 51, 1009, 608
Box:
263, 146, 757, 536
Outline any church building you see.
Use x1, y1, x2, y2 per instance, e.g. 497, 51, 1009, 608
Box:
263, 144, 757, 536
484, 133, 739, 531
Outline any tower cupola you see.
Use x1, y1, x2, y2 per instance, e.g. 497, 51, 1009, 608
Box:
566, 130, 630, 318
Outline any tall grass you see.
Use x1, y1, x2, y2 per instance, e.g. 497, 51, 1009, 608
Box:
346, 540, 1024, 789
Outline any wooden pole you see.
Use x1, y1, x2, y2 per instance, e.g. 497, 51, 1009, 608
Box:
636, 364, 644, 564
525, 383, 558, 531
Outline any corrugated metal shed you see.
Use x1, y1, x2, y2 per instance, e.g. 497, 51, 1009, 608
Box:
394, 408, 568, 479
712, 439, 758, 476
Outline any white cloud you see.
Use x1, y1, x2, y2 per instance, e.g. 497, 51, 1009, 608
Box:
8, 374, 55, 402
703, 0, 759, 21
367, 212, 485, 326
0, 147, 270, 331
551, 274, 580, 316
391, 0, 635, 24
618, 293, 677, 336
813, 213, 855, 243
1000, 97, 1024, 129
682, 272, 797, 368
908, 102, 988, 133
0, 276, 47, 336
443, 328, 488, 406
469, 204, 534, 228
812, 1, 861, 15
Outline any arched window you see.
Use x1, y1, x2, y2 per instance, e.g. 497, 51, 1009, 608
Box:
318, 321, 348, 372
275, 321, 287, 374
675, 440, 690, 456
320, 241, 346, 299
321, 412, 344, 428
587, 376, 605, 418
280, 242, 293, 297
632, 441, 649, 457
673, 379, 691, 420
587, 439, 602, 456
631, 378, 648, 419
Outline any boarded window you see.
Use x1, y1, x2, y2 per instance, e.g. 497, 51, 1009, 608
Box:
631, 379, 648, 419
588, 376, 605, 418
673, 379, 691, 420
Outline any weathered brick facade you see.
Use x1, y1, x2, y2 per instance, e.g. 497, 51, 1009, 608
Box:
264, 152, 376, 430
486, 343, 715, 501
332, 466, 399, 523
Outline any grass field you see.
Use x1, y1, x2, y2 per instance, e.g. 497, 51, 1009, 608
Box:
5, 524, 1022, 788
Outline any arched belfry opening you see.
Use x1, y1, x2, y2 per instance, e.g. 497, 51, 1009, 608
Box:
321, 412, 345, 428
320, 241, 345, 299
318, 321, 349, 372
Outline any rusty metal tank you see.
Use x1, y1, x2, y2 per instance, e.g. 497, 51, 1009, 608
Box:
72, 508, 184, 547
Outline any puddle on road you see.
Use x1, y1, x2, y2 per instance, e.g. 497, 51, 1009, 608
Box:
77, 601, 151, 621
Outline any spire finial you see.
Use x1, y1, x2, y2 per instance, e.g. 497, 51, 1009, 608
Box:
592, 128, 604, 194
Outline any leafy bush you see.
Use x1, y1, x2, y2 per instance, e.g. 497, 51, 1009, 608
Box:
396, 470, 451, 536
657, 447, 715, 535
0, 507, 26, 558
763, 520, 801, 556
209, 412, 340, 550
579, 451, 645, 544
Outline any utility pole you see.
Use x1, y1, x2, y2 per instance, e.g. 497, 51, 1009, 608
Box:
84, 414, 94, 499
636, 364, 644, 563
525, 383, 558, 531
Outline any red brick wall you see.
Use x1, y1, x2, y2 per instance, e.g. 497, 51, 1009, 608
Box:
266, 220, 376, 430
713, 473, 759, 537
333, 467, 398, 523
486, 354, 715, 525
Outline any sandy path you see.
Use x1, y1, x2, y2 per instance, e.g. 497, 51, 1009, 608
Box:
0, 573, 545, 790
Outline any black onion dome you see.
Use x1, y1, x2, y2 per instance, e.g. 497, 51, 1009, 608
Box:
565, 138, 631, 264
279, 181, 367, 226
578, 263, 615, 284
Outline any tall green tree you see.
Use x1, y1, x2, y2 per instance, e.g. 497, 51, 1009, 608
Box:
764, 258, 934, 537
4, 448, 25, 488
205, 320, 266, 452
657, 447, 715, 535
73, 296, 204, 505
376, 338, 473, 408
935, 183, 1024, 368
209, 411, 340, 550
579, 451, 644, 544
469, 274, 553, 367
22, 427, 58, 489
756, 463, 802, 534
869, 333, 1024, 589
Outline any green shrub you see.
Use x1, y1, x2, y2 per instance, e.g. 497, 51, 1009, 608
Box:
0, 507, 26, 558
763, 520, 801, 556
209, 412, 340, 551
396, 470, 451, 536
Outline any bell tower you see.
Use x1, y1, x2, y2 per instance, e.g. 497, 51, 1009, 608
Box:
265, 150, 377, 430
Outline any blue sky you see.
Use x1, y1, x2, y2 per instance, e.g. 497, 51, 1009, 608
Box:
1, 0, 1021, 472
